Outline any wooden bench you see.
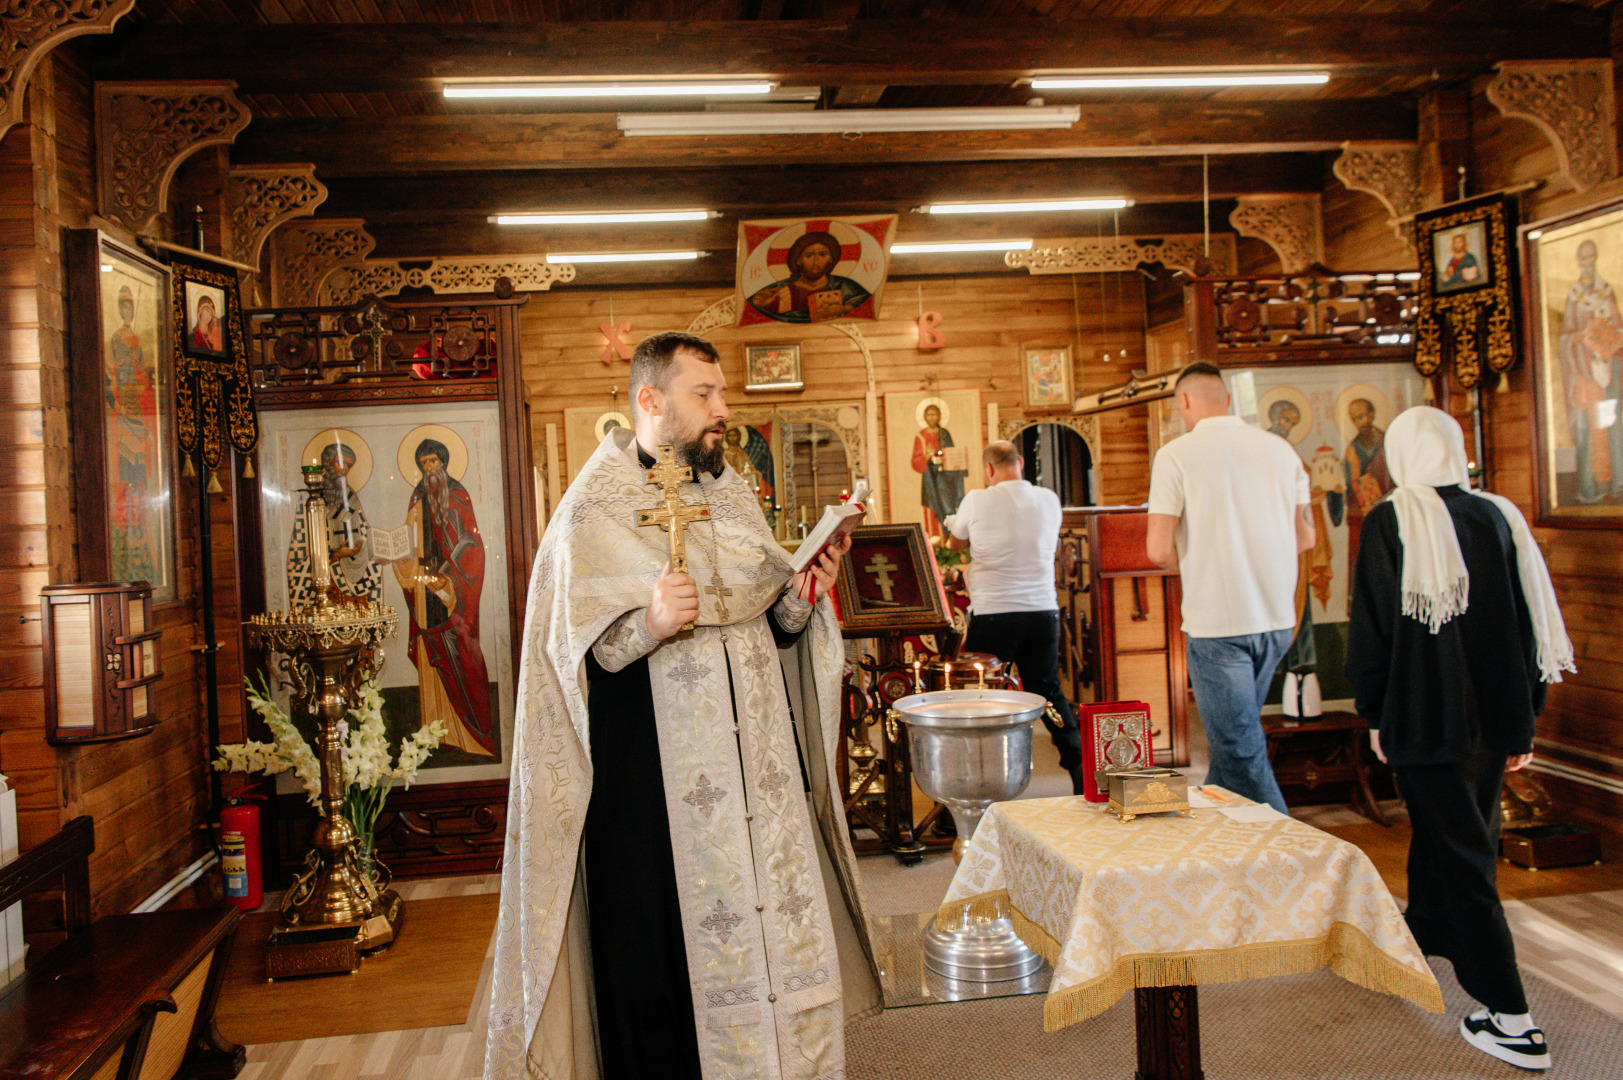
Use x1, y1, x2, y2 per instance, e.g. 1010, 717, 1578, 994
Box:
0, 817, 245, 1080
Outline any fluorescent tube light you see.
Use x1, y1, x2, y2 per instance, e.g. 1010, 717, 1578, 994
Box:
446, 81, 776, 99
617, 106, 1080, 137
1032, 72, 1330, 89
891, 240, 1034, 254
491, 210, 712, 225
546, 251, 704, 264
920, 199, 1131, 215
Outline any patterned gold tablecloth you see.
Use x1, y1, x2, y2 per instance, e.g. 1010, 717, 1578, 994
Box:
939, 791, 1444, 1031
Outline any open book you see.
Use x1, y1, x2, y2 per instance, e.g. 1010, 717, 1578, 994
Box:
370, 524, 413, 562
789, 480, 869, 574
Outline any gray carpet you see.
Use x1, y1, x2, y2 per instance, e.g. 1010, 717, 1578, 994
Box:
848, 957, 1622, 1079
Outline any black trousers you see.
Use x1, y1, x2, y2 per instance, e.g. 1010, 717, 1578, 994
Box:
582, 652, 704, 1080
963, 609, 1083, 771
1396, 746, 1529, 1015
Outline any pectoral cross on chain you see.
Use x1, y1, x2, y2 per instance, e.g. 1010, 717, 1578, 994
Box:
636, 445, 712, 630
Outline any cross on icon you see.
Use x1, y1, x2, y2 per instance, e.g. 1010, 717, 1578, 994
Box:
864, 553, 898, 603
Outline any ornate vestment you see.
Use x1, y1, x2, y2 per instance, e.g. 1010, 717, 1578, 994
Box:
486, 428, 881, 1080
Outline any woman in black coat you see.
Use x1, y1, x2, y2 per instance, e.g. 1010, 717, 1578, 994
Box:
1347, 406, 1574, 1073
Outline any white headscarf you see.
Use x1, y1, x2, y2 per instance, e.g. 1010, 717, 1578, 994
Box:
1383, 406, 1574, 682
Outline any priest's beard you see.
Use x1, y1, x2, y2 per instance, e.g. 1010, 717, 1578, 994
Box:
658, 416, 727, 477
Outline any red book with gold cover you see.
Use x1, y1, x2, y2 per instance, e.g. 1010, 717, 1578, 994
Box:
1078, 701, 1154, 802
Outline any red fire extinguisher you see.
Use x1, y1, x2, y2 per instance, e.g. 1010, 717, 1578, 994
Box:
219, 786, 264, 911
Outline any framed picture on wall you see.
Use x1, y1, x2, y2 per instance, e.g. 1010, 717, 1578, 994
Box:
883, 387, 982, 538
67, 230, 178, 602
744, 343, 804, 392
1022, 344, 1073, 410
1524, 195, 1623, 525
563, 404, 633, 481
1413, 193, 1518, 389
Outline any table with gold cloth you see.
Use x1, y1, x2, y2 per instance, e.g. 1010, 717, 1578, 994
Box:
938, 790, 1443, 1074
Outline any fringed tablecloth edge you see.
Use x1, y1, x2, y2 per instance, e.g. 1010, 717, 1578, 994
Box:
1025, 917, 1443, 1032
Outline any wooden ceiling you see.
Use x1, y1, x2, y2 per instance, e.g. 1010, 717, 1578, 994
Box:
86, 1, 1611, 283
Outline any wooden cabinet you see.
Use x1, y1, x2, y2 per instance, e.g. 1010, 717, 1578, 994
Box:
1058, 507, 1189, 768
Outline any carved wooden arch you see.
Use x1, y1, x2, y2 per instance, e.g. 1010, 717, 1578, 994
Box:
1487, 60, 1617, 194
1332, 141, 1421, 248
1229, 195, 1324, 274
0, 0, 137, 141
95, 80, 251, 233
226, 163, 328, 268
996, 414, 1101, 470
319, 255, 576, 306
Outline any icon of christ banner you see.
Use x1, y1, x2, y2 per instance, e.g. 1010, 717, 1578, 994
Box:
736, 214, 897, 327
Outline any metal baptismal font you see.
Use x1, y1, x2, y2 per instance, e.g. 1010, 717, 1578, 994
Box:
247, 465, 401, 978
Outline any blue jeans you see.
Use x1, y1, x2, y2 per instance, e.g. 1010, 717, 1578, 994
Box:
1185, 629, 1293, 813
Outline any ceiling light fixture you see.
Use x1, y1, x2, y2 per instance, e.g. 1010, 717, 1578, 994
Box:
1031, 72, 1330, 90
490, 210, 713, 225
446, 80, 776, 99
546, 251, 705, 264
919, 199, 1131, 215
891, 240, 1034, 254
617, 106, 1080, 137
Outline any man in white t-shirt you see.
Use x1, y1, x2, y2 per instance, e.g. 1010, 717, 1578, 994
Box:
946, 440, 1085, 793
1146, 363, 1315, 812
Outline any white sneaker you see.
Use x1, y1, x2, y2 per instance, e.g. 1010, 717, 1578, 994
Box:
1460, 1013, 1552, 1070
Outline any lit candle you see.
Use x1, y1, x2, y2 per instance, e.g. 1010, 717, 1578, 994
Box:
975, 662, 986, 688
943, 661, 952, 687
913, 659, 922, 693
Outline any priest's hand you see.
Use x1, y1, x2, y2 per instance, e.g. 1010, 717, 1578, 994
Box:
792, 533, 851, 599
647, 562, 699, 640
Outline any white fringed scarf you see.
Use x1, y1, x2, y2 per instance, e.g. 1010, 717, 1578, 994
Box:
1384, 407, 1575, 683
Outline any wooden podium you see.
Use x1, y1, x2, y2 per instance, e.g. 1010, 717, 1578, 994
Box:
1059, 507, 1190, 768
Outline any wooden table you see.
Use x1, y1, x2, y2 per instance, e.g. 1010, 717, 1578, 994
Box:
939, 791, 1440, 1079
1262, 710, 1389, 825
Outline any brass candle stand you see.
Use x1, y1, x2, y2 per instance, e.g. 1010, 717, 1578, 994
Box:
247, 465, 402, 979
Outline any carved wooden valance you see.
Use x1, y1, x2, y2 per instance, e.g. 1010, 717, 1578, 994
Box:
226, 163, 327, 268
1187, 269, 1419, 365
269, 218, 376, 306
1005, 233, 1236, 277
1229, 195, 1324, 274
997, 414, 1100, 465
95, 81, 251, 234
321, 256, 577, 306
1487, 60, 1617, 194
1332, 142, 1421, 247
0, 0, 136, 141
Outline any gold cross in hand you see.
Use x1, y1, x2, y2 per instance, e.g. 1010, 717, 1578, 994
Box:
636, 445, 712, 630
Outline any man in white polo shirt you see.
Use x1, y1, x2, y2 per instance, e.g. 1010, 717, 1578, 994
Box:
1146, 363, 1315, 812
946, 440, 1085, 793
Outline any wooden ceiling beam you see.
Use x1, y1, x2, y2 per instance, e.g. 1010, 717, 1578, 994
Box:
89, 15, 1607, 94
358, 201, 1221, 260
232, 101, 1408, 176
318, 157, 1324, 221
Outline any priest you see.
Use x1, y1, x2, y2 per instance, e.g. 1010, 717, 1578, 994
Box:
486, 331, 881, 1080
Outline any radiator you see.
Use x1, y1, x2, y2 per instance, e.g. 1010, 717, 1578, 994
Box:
0, 774, 24, 987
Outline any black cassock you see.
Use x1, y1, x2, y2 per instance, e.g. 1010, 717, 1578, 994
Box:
581, 607, 811, 1080
1346, 484, 1545, 1014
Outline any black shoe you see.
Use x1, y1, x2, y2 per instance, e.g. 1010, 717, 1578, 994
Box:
1460, 1012, 1551, 1071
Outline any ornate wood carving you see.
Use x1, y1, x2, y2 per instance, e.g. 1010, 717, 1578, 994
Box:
997, 414, 1101, 467
687, 295, 740, 336
1487, 60, 1617, 194
225, 163, 327, 268
1228, 195, 1324, 274
94, 80, 251, 233
321, 255, 576, 306
1332, 141, 1421, 246
1005, 233, 1237, 277
0, 0, 136, 141
269, 218, 375, 306
1187, 269, 1419, 365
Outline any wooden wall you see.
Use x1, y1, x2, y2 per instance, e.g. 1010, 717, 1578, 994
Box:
1322, 73, 1623, 846
519, 271, 1154, 511
0, 49, 215, 917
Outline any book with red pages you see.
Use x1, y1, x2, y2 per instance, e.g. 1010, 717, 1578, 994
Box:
1078, 700, 1155, 802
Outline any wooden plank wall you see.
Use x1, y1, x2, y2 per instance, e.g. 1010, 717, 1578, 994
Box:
0, 49, 215, 916
1323, 72, 1623, 843
519, 271, 1154, 510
